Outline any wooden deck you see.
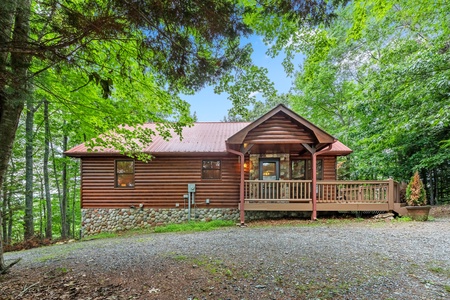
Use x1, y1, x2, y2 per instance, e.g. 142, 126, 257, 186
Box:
243, 179, 405, 214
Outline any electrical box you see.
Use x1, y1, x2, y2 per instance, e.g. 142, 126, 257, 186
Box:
188, 183, 196, 192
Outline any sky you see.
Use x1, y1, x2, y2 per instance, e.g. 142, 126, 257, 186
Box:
182, 36, 304, 122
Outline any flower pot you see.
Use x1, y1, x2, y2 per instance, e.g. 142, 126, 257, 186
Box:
405, 205, 431, 221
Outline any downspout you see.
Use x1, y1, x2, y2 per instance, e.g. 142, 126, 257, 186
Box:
226, 144, 245, 225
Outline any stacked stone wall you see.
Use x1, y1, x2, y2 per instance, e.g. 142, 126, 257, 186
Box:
81, 208, 311, 235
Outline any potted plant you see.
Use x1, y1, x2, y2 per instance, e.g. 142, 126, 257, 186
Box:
405, 171, 431, 221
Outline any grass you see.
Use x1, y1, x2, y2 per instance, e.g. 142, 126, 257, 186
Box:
153, 220, 235, 233
82, 231, 118, 241
393, 216, 412, 222
428, 265, 450, 278
81, 220, 235, 241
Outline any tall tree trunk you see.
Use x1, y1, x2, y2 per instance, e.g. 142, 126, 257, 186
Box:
0, 191, 4, 271
24, 96, 34, 240
7, 194, 12, 245
39, 176, 44, 237
5, 160, 15, 246
0, 0, 32, 272
1, 184, 6, 244
61, 132, 68, 239
72, 166, 78, 239
44, 100, 52, 239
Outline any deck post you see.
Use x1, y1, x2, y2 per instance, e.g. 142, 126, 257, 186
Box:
311, 150, 317, 220
302, 143, 318, 220
388, 178, 395, 211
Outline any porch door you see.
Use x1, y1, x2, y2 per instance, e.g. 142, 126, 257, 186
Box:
259, 158, 280, 199
259, 158, 280, 180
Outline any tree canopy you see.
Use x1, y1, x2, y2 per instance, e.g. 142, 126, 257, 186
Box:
290, 0, 450, 197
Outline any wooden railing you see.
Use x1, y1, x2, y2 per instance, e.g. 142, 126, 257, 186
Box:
244, 180, 399, 206
245, 180, 312, 202
317, 181, 390, 203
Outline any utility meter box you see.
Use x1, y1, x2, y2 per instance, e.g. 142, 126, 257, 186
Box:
188, 183, 196, 192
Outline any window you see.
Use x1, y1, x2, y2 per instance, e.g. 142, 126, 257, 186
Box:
116, 160, 135, 188
291, 159, 323, 180
202, 160, 221, 179
259, 158, 280, 180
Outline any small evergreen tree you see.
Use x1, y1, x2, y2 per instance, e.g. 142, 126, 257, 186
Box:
406, 171, 427, 206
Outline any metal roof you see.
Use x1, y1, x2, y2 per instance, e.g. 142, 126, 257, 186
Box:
66, 122, 352, 157
66, 122, 248, 156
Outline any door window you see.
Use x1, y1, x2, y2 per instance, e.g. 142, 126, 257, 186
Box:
259, 158, 280, 180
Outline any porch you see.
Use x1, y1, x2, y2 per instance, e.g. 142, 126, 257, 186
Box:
242, 179, 406, 215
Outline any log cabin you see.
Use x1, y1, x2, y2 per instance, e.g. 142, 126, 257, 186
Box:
66, 104, 406, 235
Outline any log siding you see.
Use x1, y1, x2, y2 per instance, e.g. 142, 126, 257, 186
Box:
81, 155, 240, 209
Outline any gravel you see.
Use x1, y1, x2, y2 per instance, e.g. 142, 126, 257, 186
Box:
4, 218, 450, 299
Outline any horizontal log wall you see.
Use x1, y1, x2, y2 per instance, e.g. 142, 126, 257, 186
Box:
322, 156, 337, 180
81, 155, 241, 209
245, 114, 315, 144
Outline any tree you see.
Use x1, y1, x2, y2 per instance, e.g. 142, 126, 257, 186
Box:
43, 99, 52, 239
291, 0, 450, 190
222, 93, 291, 122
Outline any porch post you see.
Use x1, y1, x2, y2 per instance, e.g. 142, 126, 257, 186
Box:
311, 150, 317, 220
302, 143, 318, 220
226, 145, 246, 225
388, 178, 395, 211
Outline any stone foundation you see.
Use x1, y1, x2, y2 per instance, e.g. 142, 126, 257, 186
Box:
81, 208, 312, 236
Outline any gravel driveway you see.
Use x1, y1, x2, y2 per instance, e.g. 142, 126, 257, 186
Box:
3, 218, 450, 299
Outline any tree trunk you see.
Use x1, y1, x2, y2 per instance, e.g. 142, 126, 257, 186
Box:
0, 195, 4, 271
24, 95, 34, 240
72, 166, 78, 239
61, 132, 68, 239
1, 185, 6, 244
39, 176, 44, 237
7, 194, 12, 245
44, 100, 52, 239
5, 160, 15, 246
0, 0, 32, 273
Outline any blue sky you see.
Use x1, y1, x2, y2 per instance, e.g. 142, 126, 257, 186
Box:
182, 37, 304, 121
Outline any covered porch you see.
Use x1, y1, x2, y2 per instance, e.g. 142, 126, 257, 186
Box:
225, 104, 406, 224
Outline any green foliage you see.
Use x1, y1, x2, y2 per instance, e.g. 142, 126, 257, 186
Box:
82, 232, 118, 241
290, 0, 450, 199
153, 220, 235, 233
393, 216, 412, 222
406, 171, 427, 206
80, 220, 235, 240
223, 93, 291, 121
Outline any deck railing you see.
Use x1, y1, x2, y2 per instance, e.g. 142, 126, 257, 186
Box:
245, 180, 312, 202
244, 180, 398, 205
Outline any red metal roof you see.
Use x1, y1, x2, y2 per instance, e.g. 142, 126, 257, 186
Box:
66, 122, 352, 156
66, 122, 249, 156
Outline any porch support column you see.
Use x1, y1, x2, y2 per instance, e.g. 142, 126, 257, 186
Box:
226, 144, 245, 225
302, 144, 317, 220
311, 150, 318, 220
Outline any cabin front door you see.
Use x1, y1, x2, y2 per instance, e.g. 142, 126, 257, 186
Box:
259, 158, 280, 199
